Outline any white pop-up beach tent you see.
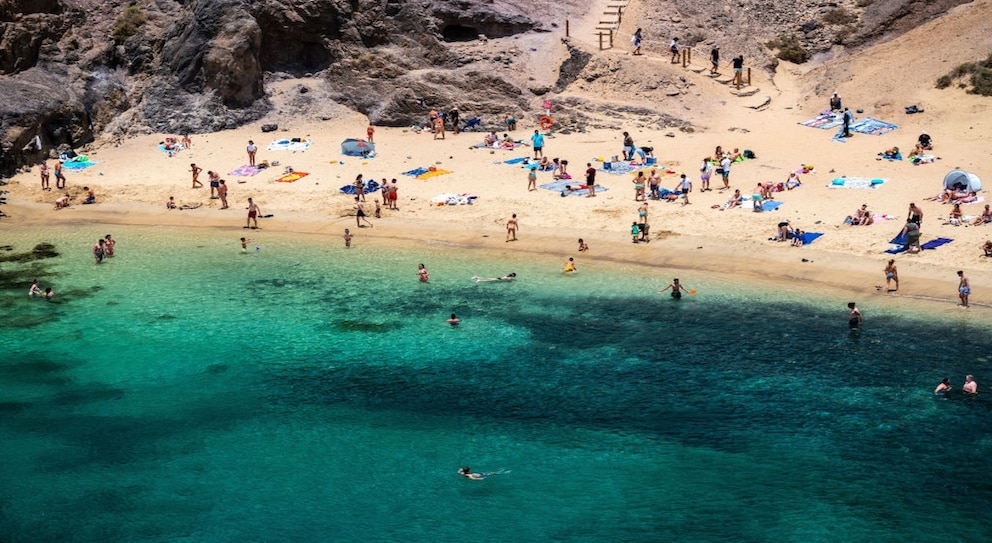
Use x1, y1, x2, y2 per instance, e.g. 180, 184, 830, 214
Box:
943, 169, 982, 192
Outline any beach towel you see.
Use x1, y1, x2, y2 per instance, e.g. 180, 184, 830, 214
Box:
538, 179, 607, 197
339, 180, 382, 195
277, 171, 309, 183
430, 193, 477, 206
799, 113, 843, 130
471, 141, 522, 150
417, 169, 452, 180
757, 200, 783, 212
921, 238, 953, 250
61, 156, 97, 170
229, 165, 261, 177
402, 167, 430, 177
799, 232, 823, 245
850, 118, 898, 136
910, 154, 936, 165
502, 157, 529, 165
156, 143, 185, 154
598, 162, 638, 175
828, 177, 886, 189
267, 138, 311, 151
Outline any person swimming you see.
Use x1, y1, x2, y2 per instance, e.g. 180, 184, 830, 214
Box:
472, 273, 517, 282
459, 466, 485, 480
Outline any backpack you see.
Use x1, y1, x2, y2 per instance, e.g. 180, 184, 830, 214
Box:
743, 149, 756, 159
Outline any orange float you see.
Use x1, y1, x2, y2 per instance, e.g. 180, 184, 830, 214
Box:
539, 116, 554, 130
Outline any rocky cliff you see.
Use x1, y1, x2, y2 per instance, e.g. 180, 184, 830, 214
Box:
0, 0, 974, 175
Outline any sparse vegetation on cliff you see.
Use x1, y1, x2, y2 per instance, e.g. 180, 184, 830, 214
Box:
766, 34, 810, 64
936, 53, 992, 96
111, 5, 147, 44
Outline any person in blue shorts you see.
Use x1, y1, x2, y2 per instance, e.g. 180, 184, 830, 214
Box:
848, 302, 863, 328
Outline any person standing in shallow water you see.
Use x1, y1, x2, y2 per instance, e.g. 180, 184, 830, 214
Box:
884, 260, 898, 292
848, 302, 863, 328
957, 270, 970, 307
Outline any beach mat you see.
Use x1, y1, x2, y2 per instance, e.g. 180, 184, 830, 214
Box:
229, 165, 261, 177
430, 193, 477, 206
539, 179, 607, 197
156, 143, 185, 154
886, 236, 953, 254
277, 171, 309, 183
747, 200, 783, 212
799, 232, 823, 245
402, 167, 430, 177
339, 180, 382, 194
799, 113, 843, 130
61, 158, 98, 170
597, 162, 640, 175
267, 138, 311, 151
922, 237, 953, 250
502, 157, 529, 165
829, 177, 886, 189
417, 169, 453, 180
851, 118, 898, 136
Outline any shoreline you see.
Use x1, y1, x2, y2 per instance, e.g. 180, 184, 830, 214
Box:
3, 198, 989, 313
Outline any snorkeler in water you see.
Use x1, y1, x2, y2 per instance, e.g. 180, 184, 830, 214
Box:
472, 273, 517, 282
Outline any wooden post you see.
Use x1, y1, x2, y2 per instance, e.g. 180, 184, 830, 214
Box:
598, 32, 603, 50
747, 67, 751, 87
565, 20, 569, 37
618, 7, 622, 24
682, 50, 687, 68
609, 29, 613, 48
688, 47, 692, 64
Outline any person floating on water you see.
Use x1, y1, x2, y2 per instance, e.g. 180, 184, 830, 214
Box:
472, 273, 516, 282
659, 278, 690, 299
848, 302, 863, 328
458, 466, 509, 480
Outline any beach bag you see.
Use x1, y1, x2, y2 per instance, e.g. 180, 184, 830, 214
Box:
743, 149, 756, 159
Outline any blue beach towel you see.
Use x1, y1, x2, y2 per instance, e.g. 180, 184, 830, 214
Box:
757, 200, 783, 212
339, 179, 382, 195
799, 232, 823, 245
61, 157, 97, 170
851, 118, 898, 136
402, 167, 430, 177
921, 237, 953, 250
502, 157, 529, 165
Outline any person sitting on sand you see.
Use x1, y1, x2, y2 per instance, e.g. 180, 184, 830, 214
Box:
729, 148, 743, 162
82, 186, 95, 204
723, 189, 742, 210
791, 228, 805, 247
948, 203, 963, 226
970, 204, 992, 226
982, 240, 992, 257
500, 134, 516, 149
473, 273, 517, 282
845, 204, 873, 225
909, 132, 933, 157
484, 131, 499, 147
785, 172, 802, 190
166, 196, 177, 209
829, 92, 842, 111
578, 238, 589, 252
537, 157, 551, 171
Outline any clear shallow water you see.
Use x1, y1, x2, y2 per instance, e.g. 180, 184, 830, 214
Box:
1, 225, 991, 542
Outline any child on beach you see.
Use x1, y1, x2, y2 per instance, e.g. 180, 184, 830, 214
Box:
563, 257, 576, 273
578, 239, 589, 252
343, 229, 352, 248
167, 196, 176, 209
374, 199, 382, 218
631, 222, 640, 243
240, 237, 255, 253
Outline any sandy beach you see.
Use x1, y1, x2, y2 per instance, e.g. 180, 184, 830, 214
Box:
3, 0, 992, 309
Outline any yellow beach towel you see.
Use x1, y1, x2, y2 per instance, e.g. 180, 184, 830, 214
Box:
416, 169, 452, 180
277, 171, 309, 183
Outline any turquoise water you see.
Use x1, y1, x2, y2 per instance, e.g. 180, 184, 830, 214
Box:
1, 225, 991, 542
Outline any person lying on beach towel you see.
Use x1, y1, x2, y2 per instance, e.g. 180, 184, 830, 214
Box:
879, 147, 902, 160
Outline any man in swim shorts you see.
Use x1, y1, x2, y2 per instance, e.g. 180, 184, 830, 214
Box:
659, 278, 689, 299
847, 302, 863, 328
246, 197, 260, 229
530, 130, 544, 159
585, 163, 596, 198
957, 270, 970, 307
506, 214, 518, 241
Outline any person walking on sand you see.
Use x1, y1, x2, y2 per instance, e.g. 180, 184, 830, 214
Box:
669, 37, 680, 63
957, 270, 970, 307
527, 166, 537, 191
731, 54, 744, 87
366, 124, 375, 143
246, 140, 257, 166
699, 157, 713, 192
355, 197, 373, 228
246, 197, 260, 229
190, 163, 203, 188
884, 260, 898, 292
710, 45, 720, 74
676, 173, 691, 206
207, 170, 220, 198
632, 28, 643, 55
506, 213, 519, 241
218, 180, 229, 209
433, 116, 445, 139
585, 163, 596, 198
531, 130, 544, 159
39, 162, 50, 191
354, 174, 366, 202
848, 302, 863, 328
343, 228, 353, 248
